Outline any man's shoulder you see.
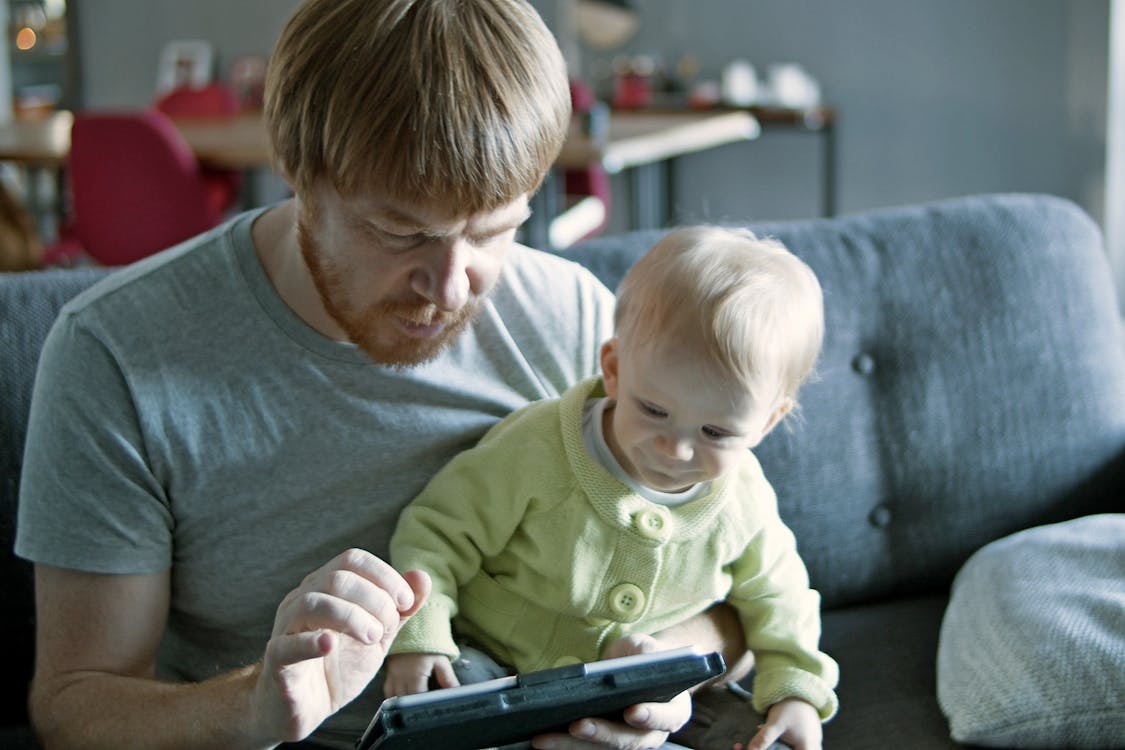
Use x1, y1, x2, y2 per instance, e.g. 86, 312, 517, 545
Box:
495, 244, 613, 317
60, 214, 250, 326
502, 241, 602, 282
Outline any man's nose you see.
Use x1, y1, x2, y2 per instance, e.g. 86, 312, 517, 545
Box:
411, 239, 471, 311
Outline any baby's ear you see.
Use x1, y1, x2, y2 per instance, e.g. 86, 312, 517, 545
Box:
753, 397, 794, 446
599, 338, 620, 397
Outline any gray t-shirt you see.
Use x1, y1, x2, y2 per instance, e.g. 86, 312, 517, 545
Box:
15, 207, 615, 747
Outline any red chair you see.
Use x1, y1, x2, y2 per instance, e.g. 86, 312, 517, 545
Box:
47, 110, 224, 266
154, 83, 243, 214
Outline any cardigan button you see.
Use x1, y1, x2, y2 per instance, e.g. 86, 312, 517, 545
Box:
608, 583, 646, 620
633, 509, 670, 541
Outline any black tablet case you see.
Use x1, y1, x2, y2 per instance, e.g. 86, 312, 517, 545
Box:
357, 647, 726, 750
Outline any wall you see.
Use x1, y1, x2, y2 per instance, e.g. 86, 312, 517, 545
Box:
76, 1, 1111, 239
0, 1, 11, 122
1106, 0, 1125, 313
580, 0, 1109, 232
76, 0, 298, 107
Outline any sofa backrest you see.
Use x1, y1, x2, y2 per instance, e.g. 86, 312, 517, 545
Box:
566, 193, 1125, 608
3, 194, 1124, 725
0, 266, 110, 728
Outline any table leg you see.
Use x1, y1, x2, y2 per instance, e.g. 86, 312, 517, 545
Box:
16, 164, 64, 242
822, 120, 837, 218
527, 170, 561, 251
630, 161, 671, 230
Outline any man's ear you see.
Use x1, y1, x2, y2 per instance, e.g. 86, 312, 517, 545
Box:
600, 338, 620, 398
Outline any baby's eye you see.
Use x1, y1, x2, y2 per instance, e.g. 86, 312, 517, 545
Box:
638, 401, 667, 418
701, 426, 730, 440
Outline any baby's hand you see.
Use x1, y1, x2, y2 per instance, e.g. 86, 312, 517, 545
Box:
383, 652, 459, 697
737, 697, 821, 750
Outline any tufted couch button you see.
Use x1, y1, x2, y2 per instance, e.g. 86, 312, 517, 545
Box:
607, 583, 646, 620
852, 352, 876, 376
868, 504, 893, 528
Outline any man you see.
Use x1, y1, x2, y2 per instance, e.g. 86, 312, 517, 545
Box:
16, 1, 744, 748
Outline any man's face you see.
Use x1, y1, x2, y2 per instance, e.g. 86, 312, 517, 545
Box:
297, 182, 530, 367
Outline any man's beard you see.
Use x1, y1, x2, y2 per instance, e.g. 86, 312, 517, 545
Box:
297, 217, 485, 368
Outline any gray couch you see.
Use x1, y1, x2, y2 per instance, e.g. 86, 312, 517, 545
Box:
2, 193, 1123, 749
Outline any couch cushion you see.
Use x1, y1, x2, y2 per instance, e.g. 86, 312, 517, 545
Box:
566, 194, 1125, 608
671, 595, 962, 750
936, 514, 1125, 748
0, 726, 41, 750
820, 595, 967, 749
0, 266, 110, 728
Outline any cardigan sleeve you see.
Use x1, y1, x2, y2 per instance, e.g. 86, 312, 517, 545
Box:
388, 400, 559, 658
724, 471, 840, 721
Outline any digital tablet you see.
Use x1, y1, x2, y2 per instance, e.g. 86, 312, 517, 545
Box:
356, 646, 726, 750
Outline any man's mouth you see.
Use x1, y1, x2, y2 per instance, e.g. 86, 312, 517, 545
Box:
394, 315, 445, 339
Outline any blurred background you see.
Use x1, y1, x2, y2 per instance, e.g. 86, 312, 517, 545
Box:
1, 0, 1122, 308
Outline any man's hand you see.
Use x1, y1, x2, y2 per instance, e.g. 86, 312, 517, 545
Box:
529, 634, 692, 750
384, 652, 460, 697
739, 697, 821, 750
249, 549, 430, 744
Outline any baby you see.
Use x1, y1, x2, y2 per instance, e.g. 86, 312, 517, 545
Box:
386, 226, 839, 749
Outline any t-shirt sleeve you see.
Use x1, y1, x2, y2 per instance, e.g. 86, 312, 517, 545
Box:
15, 310, 173, 574
494, 248, 615, 397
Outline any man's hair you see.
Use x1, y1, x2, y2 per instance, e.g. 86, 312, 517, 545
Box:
264, 0, 570, 211
614, 226, 825, 406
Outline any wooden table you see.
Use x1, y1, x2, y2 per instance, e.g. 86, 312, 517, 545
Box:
533, 110, 761, 248
0, 111, 273, 235
0, 112, 72, 237
0, 110, 271, 169
583, 105, 839, 222
0, 110, 72, 166
0, 108, 759, 174
715, 104, 837, 217
0, 109, 761, 245
556, 110, 759, 174
170, 113, 272, 170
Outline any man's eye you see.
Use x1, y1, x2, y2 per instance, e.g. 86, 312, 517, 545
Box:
379, 229, 426, 247
468, 230, 509, 247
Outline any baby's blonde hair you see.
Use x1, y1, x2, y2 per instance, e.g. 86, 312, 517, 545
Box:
265, 0, 570, 211
614, 227, 824, 407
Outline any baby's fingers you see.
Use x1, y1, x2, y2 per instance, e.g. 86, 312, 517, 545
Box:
432, 658, 460, 690
741, 720, 783, 750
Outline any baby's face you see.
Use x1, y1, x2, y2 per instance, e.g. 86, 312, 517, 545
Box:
600, 339, 788, 493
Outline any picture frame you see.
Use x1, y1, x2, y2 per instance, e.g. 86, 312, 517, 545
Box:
156, 39, 214, 94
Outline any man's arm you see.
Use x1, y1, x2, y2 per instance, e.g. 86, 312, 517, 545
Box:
30, 565, 266, 750
30, 551, 429, 750
654, 602, 755, 684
